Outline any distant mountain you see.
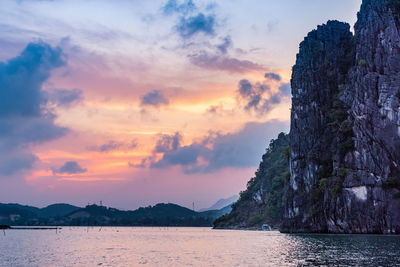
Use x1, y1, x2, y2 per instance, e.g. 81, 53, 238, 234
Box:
199, 195, 239, 212
198, 204, 233, 219
0, 202, 230, 227
38, 204, 80, 218
64, 203, 231, 226
0, 203, 39, 221
0, 203, 80, 224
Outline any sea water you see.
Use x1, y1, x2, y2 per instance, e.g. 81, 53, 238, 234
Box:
0, 227, 399, 266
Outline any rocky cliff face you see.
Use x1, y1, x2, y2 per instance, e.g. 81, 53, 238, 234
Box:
281, 0, 400, 234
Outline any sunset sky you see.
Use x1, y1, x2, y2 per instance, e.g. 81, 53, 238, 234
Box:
0, 0, 362, 210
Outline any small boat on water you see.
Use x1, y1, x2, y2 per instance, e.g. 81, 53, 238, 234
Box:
261, 224, 272, 231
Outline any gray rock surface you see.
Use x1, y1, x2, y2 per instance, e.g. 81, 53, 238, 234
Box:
281, 0, 400, 234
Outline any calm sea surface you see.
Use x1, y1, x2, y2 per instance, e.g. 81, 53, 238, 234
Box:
0, 227, 399, 266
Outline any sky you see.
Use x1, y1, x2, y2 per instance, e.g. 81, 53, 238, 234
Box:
0, 0, 362, 210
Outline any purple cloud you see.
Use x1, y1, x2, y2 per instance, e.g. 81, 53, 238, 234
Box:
140, 90, 170, 108
132, 120, 289, 174
53, 161, 87, 175
189, 52, 264, 73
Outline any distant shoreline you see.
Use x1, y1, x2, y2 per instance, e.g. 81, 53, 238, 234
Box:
3, 225, 268, 230
1, 226, 60, 230
213, 227, 400, 235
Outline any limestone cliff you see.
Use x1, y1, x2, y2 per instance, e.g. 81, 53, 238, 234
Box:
281, 0, 400, 234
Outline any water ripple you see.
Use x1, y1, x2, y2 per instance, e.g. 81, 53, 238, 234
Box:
0, 228, 399, 266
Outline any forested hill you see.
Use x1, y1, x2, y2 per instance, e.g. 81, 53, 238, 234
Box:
213, 133, 289, 229
0, 202, 231, 227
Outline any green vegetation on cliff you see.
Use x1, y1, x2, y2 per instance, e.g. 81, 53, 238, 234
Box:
213, 133, 289, 229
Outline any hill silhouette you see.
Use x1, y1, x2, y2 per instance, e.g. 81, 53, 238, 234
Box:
0, 202, 230, 227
